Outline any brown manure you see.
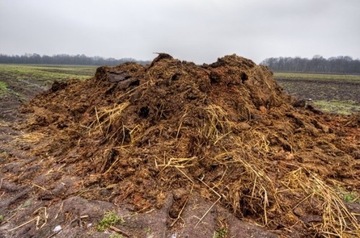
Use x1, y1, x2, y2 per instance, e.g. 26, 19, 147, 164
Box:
11, 54, 360, 237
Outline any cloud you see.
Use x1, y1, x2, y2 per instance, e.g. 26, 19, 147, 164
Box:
1, 0, 359, 63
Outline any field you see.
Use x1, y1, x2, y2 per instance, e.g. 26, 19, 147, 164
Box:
274, 72, 360, 114
0, 64, 95, 92
0, 64, 96, 121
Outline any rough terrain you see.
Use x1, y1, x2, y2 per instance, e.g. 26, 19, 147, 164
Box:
1, 54, 359, 237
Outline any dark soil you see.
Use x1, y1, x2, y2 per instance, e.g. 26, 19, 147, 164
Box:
1, 54, 359, 237
276, 78, 360, 103
0, 74, 45, 122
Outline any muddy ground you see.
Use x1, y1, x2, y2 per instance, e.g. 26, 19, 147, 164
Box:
276, 78, 360, 104
0, 55, 359, 238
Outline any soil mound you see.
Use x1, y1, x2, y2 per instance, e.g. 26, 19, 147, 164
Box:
4, 54, 360, 237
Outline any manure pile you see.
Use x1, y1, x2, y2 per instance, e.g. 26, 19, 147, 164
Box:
5, 54, 360, 237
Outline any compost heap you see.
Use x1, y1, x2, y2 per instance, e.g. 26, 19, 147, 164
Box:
14, 54, 360, 236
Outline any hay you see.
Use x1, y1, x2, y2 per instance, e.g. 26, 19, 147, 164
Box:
90, 102, 130, 143
280, 169, 360, 237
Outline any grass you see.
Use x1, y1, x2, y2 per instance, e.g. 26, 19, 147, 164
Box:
0, 215, 4, 223
312, 100, 360, 115
109, 234, 124, 238
343, 192, 359, 203
336, 186, 360, 203
274, 72, 360, 83
0, 81, 7, 96
0, 64, 96, 85
213, 228, 228, 238
0, 64, 97, 106
97, 211, 124, 232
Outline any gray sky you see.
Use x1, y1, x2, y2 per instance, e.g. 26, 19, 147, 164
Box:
1, 0, 359, 63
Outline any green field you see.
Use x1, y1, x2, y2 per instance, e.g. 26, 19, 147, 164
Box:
0, 64, 96, 85
312, 100, 360, 115
0, 64, 97, 120
274, 72, 360, 114
275, 72, 360, 82
0, 64, 96, 96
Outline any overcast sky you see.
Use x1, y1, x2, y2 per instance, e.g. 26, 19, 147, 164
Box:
1, 0, 359, 63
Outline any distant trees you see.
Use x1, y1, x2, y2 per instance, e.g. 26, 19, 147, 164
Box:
0, 53, 149, 66
261, 56, 360, 74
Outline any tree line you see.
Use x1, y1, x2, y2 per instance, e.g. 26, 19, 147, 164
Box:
0, 53, 149, 66
261, 55, 360, 74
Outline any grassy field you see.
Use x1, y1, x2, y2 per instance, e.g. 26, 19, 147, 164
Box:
275, 72, 360, 82
274, 72, 360, 114
312, 100, 360, 115
0, 64, 97, 120
0, 64, 96, 96
0, 64, 96, 86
